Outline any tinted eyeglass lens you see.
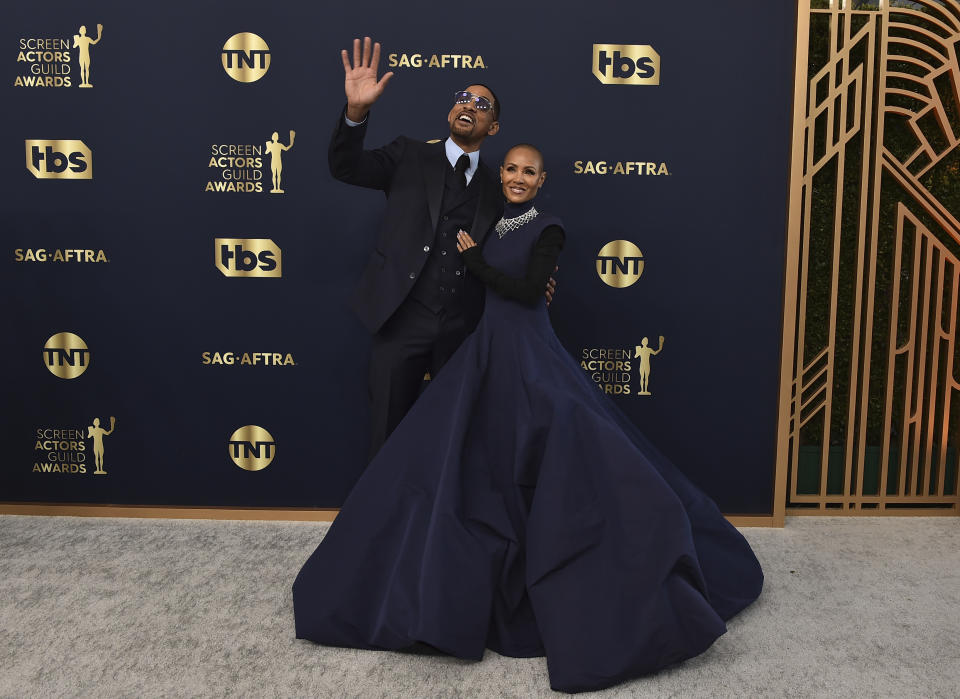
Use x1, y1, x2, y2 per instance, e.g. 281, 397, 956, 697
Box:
453, 91, 492, 112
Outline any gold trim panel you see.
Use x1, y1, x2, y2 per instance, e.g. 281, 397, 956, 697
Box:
777, 0, 960, 515
0, 504, 776, 527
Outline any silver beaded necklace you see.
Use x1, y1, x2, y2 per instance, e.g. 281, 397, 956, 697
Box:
495, 206, 539, 239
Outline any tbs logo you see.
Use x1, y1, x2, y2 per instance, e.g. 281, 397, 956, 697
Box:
25, 140, 92, 179
215, 238, 281, 278
593, 44, 660, 85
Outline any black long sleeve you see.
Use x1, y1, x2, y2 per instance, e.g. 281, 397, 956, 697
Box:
461, 225, 565, 306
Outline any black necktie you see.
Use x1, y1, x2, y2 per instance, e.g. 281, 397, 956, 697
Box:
454, 154, 470, 190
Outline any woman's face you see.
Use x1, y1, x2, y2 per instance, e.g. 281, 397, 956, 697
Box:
500, 147, 546, 204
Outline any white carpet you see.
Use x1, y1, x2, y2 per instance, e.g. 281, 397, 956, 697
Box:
1, 515, 957, 697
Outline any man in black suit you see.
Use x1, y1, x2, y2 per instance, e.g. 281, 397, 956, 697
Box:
330, 37, 505, 458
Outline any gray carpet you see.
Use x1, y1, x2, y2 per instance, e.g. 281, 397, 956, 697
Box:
1, 515, 957, 698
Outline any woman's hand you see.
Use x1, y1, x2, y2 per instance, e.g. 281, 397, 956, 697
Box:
456, 230, 477, 253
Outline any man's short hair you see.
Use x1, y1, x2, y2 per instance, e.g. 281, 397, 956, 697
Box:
465, 83, 500, 121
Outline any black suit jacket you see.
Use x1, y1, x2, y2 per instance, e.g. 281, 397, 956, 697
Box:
329, 110, 503, 334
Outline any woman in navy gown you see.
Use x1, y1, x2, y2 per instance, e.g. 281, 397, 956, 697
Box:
293, 144, 763, 693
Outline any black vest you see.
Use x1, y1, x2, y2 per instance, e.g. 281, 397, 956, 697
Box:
408, 163, 480, 313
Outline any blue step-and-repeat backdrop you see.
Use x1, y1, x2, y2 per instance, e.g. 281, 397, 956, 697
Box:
2, 1, 797, 515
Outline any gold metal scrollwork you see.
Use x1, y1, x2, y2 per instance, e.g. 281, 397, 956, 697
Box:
777, 0, 960, 516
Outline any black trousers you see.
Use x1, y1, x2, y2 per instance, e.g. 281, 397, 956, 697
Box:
368, 297, 469, 460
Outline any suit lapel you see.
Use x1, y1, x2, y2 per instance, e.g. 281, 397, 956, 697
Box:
471, 167, 503, 246
421, 142, 447, 232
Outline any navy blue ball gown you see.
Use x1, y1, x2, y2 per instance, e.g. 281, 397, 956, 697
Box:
293, 200, 763, 693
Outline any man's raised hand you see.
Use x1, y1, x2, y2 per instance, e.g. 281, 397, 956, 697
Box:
342, 37, 394, 123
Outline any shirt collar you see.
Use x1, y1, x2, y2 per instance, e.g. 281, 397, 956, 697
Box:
444, 138, 480, 179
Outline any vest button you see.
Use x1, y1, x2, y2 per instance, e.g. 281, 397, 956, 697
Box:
441, 250, 447, 256
409, 272, 416, 279
443, 215, 449, 221
423, 245, 430, 253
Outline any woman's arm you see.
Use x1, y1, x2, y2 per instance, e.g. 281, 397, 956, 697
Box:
458, 225, 565, 305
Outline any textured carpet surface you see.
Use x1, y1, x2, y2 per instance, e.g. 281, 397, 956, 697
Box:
1, 515, 957, 698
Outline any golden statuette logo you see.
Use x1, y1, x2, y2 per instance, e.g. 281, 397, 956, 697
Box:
593, 44, 660, 85
206, 133, 295, 194
43, 332, 90, 379
222, 33, 270, 82
265, 130, 295, 193
87, 416, 115, 474
25, 140, 92, 179
634, 336, 664, 395
15, 24, 102, 88
73, 24, 103, 87
215, 238, 281, 277
596, 240, 644, 288
228, 425, 276, 471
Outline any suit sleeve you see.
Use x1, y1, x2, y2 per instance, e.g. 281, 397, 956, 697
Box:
328, 107, 406, 192
460, 225, 565, 306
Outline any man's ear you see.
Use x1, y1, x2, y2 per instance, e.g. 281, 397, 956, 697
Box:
487, 121, 500, 136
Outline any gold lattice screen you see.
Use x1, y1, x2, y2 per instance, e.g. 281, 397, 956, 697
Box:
777, 0, 960, 515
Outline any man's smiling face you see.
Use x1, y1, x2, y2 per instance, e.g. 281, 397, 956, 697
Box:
447, 84, 499, 149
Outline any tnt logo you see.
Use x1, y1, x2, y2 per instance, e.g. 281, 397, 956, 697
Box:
593, 44, 660, 85
25, 140, 92, 179
215, 238, 281, 278
222, 33, 270, 82
43, 332, 90, 379
596, 240, 644, 288
228, 425, 276, 471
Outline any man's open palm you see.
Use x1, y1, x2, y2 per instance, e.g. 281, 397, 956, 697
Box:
342, 37, 394, 121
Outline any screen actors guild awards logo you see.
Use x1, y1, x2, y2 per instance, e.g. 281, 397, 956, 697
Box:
593, 44, 660, 85
222, 33, 270, 82
87, 416, 115, 474
634, 336, 664, 395
596, 241, 644, 288
43, 332, 90, 379
26, 140, 92, 179
228, 425, 276, 471
15, 24, 103, 88
580, 348, 633, 395
32, 419, 116, 474
207, 131, 294, 194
